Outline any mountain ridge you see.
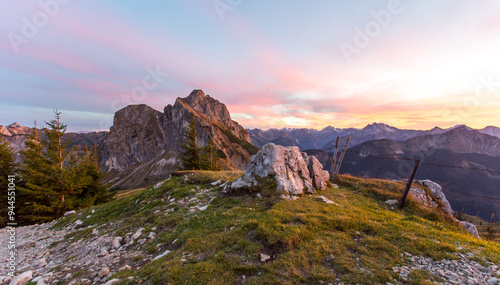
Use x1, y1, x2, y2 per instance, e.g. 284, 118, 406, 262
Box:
1, 90, 258, 189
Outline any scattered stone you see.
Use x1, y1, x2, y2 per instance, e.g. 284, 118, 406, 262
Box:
9, 271, 33, 285
103, 278, 120, 285
148, 232, 156, 239
332, 184, 339, 189
197, 205, 209, 211
36, 257, 47, 267
119, 265, 131, 271
384, 199, 398, 206
394, 253, 499, 284
74, 220, 84, 228
211, 180, 222, 186
153, 250, 171, 260
260, 253, 271, 263
316, 196, 339, 205
91, 209, 95, 214
17, 240, 36, 249
64, 210, 76, 216
33, 276, 45, 285
138, 239, 147, 245
97, 250, 109, 257
112, 237, 123, 249
153, 181, 165, 189
280, 194, 299, 201
131, 228, 144, 240
86, 215, 92, 219
487, 277, 498, 284
98, 266, 110, 278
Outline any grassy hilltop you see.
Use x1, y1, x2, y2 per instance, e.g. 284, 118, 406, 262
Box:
52, 171, 500, 285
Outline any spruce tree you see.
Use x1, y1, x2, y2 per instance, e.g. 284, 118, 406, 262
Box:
201, 137, 219, 170
180, 118, 201, 170
42, 110, 87, 213
18, 122, 58, 224
18, 111, 111, 224
0, 137, 16, 227
75, 146, 112, 207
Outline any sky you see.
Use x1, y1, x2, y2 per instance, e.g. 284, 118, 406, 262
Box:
1, 0, 500, 132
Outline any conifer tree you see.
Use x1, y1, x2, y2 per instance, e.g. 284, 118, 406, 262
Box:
0, 136, 16, 227
18, 122, 58, 224
180, 118, 201, 170
42, 110, 88, 213
201, 137, 219, 170
75, 145, 112, 207
19, 111, 111, 224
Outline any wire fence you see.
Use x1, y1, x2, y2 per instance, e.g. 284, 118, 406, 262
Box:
325, 147, 500, 200
343, 148, 500, 175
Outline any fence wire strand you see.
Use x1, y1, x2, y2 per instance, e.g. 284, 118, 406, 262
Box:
325, 147, 500, 201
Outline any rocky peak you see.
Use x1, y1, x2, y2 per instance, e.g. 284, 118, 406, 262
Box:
111, 104, 162, 131
479, 126, 500, 138
176, 90, 234, 130
0, 122, 31, 136
363, 122, 396, 133
99, 90, 257, 189
9, 122, 21, 128
184, 89, 207, 104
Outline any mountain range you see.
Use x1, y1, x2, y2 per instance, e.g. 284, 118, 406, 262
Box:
304, 126, 500, 220
249, 123, 500, 151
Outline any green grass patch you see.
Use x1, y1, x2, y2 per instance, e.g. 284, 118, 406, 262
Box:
50, 172, 500, 284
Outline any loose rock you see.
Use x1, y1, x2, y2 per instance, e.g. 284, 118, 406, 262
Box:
260, 253, 271, 263
9, 271, 33, 285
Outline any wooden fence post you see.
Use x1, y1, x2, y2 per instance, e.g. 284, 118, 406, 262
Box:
333, 136, 351, 179
398, 159, 420, 209
330, 136, 340, 181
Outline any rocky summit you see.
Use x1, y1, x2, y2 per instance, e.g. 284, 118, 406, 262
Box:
101, 89, 258, 189
230, 143, 329, 195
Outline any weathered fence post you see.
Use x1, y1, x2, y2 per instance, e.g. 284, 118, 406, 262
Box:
330, 136, 340, 181
333, 136, 351, 180
398, 159, 420, 209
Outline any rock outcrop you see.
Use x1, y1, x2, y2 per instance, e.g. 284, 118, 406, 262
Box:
99, 90, 258, 189
414, 180, 454, 215
460, 221, 481, 239
230, 143, 329, 195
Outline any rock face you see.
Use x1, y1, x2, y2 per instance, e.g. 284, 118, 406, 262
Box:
100, 90, 258, 189
231, 143, 329, 195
